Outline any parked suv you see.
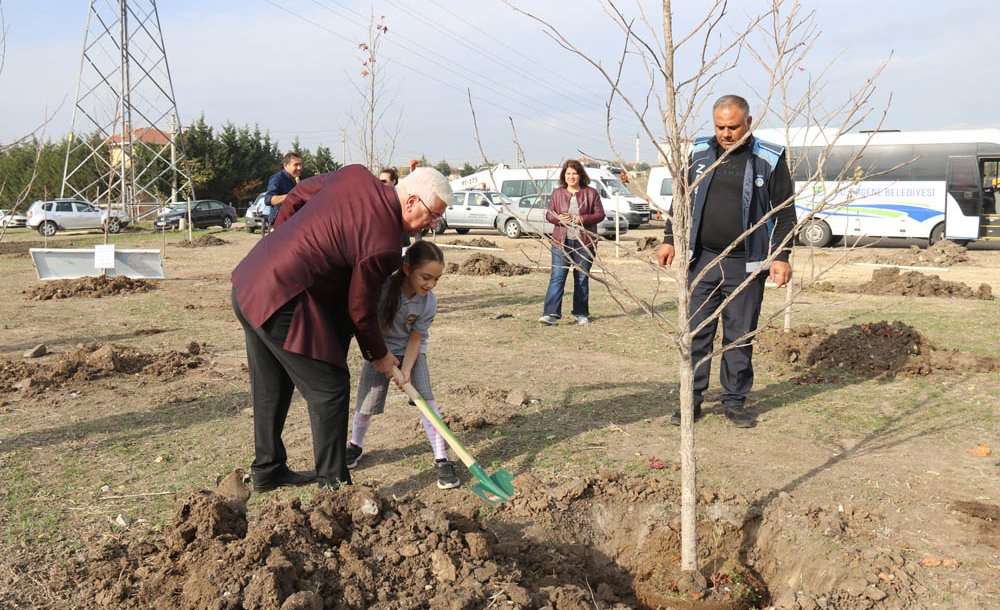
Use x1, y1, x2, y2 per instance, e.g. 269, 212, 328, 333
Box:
494, 193, 629, 240
434, 190, 512, 235
25, 199, 130, 237
154, 199, 237, 230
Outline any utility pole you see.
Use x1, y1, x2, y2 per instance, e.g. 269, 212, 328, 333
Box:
341, 128, 348, 166
62, 0, 194, 228
635, 133, 641, 166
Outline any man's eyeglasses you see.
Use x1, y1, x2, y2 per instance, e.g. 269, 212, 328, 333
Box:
417, 197, 444, 222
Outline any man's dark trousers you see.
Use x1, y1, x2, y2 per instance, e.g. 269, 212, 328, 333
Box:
232, 289, 352, 486
688, 249, 767, 407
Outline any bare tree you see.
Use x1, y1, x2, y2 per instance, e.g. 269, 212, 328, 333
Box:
501, 0, 891, 588
351, 12, 401, 171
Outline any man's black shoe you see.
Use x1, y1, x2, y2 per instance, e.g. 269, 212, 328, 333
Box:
723, 403, 756, 428
252, 468, 317, 492
669, 405, 703, 426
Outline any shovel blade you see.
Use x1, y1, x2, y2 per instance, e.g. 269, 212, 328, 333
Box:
469, 466, 515, 506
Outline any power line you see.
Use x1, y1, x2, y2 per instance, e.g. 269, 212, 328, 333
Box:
262, 0, 615, 149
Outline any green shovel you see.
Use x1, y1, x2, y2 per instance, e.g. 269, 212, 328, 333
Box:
391, 368, 515, 505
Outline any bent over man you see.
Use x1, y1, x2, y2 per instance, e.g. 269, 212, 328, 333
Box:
231, 165, 451, 491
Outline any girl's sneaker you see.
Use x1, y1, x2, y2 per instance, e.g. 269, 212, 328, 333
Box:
346, 442, 363, 469
435, 460, 461, 489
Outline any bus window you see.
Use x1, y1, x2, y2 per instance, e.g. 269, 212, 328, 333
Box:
660, 178, 673, 196
946, 156, 982, 217
981, 159, 1000, 214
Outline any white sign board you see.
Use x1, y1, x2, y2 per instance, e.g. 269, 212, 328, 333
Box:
94, 244, 116, 269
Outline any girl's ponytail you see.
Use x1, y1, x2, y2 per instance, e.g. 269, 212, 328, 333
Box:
379, 240, 445, 328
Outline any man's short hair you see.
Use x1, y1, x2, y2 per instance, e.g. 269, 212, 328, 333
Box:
379, 167, 399, 185
283, 152, 302, 166
398, 167, 453, 210
713, 94, 750, 116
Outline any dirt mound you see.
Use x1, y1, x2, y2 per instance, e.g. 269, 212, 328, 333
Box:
871, 240, 969, 267
63, 472, 927, 610
815, 268, 992, 300
26, 276, 156, 300
177, 235, 228, 248
446, 253, 531, 276
0, 342, 204, 393
427, 384, 525, 432
757, 321, 998, 379
635, 236, 661, 251
446, 238, 499, 249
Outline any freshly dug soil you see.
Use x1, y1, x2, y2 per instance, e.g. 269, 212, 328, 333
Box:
814, 268, 993, 300
446, 253, 531, 276
870, 240, 969, 267
60, 470, 926, 610
757, 321, 998, 379
0, 342, 204, 393
177, 235, 228, 248
635, 236, 661, 251
446, 238, 499, 249
26, 276, 156, 300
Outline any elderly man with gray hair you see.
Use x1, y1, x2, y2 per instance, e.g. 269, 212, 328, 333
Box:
232, 164, 451, 492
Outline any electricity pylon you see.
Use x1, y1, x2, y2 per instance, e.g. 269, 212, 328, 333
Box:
61, 0, 194, 224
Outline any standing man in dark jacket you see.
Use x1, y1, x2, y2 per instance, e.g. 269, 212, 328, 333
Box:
656, 95, 795, 428
265, 153, 304, 227
232, 165, 451, 491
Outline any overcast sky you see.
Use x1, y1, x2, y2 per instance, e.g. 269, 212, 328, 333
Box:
1, 0, 997, 166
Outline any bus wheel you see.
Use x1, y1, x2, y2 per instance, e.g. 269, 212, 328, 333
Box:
928, 223, 945, 246
798, 219, 832, 248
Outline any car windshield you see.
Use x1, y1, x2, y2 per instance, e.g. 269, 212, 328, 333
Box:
601, 178, 633, 197
167, 203, 191, 212
486, 192, 513, 205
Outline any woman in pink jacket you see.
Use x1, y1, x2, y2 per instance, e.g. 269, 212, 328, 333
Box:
539, 160, 605, 326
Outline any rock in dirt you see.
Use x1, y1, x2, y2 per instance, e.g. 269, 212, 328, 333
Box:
280, 591, 323, 610
23, 344, 47, 359
26, 275, 156, 300
447, 253, 531, 276
505, 388, 528, 406
177, 235, 228, 248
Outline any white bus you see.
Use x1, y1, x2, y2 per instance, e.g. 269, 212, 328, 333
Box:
753, 128, 1000, 247
450, 163, 652, 228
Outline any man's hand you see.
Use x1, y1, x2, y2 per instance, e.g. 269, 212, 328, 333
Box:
770, 260, 792, 288
558, 213, 572, 224
373, 352, 400, 379
656, 243, 675, 267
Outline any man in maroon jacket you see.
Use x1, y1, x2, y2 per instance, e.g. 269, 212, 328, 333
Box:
231, 165, 452, 491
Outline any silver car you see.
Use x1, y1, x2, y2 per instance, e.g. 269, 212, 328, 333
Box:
495, 193, 629, 240
25, 199, 129, 236
434, 190, 511, 235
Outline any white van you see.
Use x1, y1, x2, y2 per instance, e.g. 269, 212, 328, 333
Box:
646, 166, 674, 214
450, 164, 651, 228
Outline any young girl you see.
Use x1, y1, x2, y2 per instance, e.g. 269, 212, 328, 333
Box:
346, 241, 459, 489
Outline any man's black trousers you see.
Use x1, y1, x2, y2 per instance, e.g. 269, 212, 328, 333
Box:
232, 289, 351, 486
688, 249, 767, 407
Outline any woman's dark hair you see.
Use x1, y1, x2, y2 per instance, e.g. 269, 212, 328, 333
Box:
379, 240, 445, 328
379, 167, 399, 185
558, 159, 590, 188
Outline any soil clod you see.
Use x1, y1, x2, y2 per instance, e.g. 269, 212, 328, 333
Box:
757, 321, 998, 379
814, 268, 993, 300
27, 276, 156, 300
177, 235, 228, 247
446, 253, 531, 276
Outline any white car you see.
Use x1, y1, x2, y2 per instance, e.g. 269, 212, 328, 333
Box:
435, 190, 511, 235
494, 193, 629, 240
25, 199, 130, 237
0, 209, 28, 228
